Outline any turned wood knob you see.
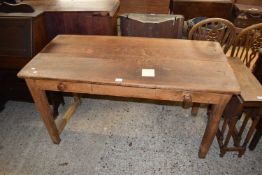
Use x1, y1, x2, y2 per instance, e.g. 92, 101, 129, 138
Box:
182, 92, 192, 109
57, 82, 65, 91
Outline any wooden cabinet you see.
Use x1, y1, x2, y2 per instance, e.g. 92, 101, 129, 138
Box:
44, 12, 117, 41
0, 18, 32, 58
0, 0, 120, 111
25, 0, 120, 40
0, 12, 47, 107
0, 12, 47, 69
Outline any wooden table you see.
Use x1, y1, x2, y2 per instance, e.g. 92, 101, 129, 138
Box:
18, 35, 240, 158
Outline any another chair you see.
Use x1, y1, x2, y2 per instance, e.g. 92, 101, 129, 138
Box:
120, 13, 184, 39
188, 18, 236, 116
249, 48, 262, 151
188, 18, 236, 54
216, 58, 262, 157
216, 23, 262, 157
231, 23, 262, 72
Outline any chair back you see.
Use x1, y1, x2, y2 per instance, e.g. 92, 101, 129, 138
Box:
120, 13, 184, 39
231, 23, 262, 72
188, 18, 236, 54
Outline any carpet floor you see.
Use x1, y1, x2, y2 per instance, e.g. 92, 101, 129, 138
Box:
0, 97, 261, 175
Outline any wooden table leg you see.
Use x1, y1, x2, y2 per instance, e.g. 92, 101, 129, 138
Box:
26, 79, 61, 144
198, 94, 231, 158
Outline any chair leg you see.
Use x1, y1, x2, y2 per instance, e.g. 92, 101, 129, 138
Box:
249, 119, 262, 150
216, 96, 245, 156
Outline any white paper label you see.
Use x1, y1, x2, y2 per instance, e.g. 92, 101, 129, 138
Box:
115, 78, 123, 82
142, 69, 155, 77
257, 96, 262, 100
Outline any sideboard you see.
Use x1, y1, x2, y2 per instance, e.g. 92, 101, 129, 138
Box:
0, 0, 120, 112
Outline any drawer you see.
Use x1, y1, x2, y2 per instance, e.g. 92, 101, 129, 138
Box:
32, 79, 222, 104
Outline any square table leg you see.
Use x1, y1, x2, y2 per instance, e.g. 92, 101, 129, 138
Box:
198, 94, 231, 158
26, 79, 61, 144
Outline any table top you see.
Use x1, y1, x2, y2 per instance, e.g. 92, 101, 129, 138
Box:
18, 35, 240, 94
228, 58, 262, 102
0, 0, 120, 17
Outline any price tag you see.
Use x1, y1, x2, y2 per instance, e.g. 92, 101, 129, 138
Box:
142, 69, 155, 77
257, 96, 262, 100
115, 78, 123, 82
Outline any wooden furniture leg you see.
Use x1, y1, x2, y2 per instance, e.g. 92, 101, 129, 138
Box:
198, 95, 231, 158
191, 103, 200, 116
26, 79, 61, 144
249, 117, 262, 150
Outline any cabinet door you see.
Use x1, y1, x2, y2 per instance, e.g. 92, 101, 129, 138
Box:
0, 17, 32, 58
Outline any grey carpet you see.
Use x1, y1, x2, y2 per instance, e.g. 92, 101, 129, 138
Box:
0, 97, 261, 175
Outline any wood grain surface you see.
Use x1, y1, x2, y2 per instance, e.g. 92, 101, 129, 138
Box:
228, 57, 262, 102
18, 35, 240, 95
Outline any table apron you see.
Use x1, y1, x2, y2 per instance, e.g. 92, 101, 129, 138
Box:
30, 79, 227, 104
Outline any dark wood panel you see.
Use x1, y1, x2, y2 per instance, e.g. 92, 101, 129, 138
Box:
118, 0, 170, 14
0, 17, 32, 58
44, 12, 117, 41
171, 0, 233, 20
0, 14, 47, 69
32, 14, 48, 55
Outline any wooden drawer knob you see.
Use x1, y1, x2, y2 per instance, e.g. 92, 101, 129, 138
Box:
57, 82, 65, 91
182, 92, 192, 109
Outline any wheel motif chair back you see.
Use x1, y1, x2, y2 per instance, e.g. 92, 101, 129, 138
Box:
231, 23, 262, 72
188, 18, 236, 54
